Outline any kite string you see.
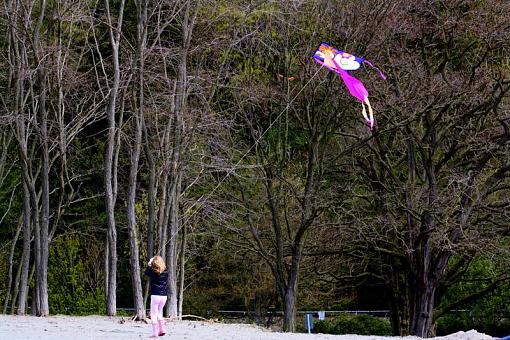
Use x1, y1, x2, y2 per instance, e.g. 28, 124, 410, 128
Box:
156, 65, 324, 254
183, 65, 323, 218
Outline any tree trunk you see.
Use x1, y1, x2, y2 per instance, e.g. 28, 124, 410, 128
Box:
32, 199, 42, 315
388, 267, 411, 336
126, 110, 144, 319
28, 263, 36, 315
410, 281, 436, 336
166, 174, 181, 318
157, 80, 177, 261
264, 173, 286, 302
158, 180, 170, 258
103, 0, 126, 316
105, 238, 109, 306
164, 0, 197, 318
37, 72, 50, 317
4, 219, 22, 313
28, 0, 49, 317
8, 0, 33, 317
177, 222, 187, 317
124, 0, 149, 321
104, 67, 119, 317
143, 117, 156, 306
410, 242, 450, 336
17, 179, 31, 315
144, 122, 156, 260
283, 289, 297, 333
283, 250, 302, 332
11, 253, 23, 314
165, 94, 182, 319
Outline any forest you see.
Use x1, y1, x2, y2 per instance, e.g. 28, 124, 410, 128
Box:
0, 0, 509, 337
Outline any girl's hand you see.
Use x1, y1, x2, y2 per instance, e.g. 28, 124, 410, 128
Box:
148, 257, 154, 266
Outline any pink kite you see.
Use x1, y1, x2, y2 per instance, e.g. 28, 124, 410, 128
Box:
313, 42, 385, 129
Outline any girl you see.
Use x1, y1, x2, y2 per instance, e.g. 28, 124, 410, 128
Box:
145, 255, 168, 338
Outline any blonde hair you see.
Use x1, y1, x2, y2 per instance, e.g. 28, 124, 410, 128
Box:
151, 255, 166, 274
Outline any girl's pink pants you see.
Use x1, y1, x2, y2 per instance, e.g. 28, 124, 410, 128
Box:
150, 295, 167, 323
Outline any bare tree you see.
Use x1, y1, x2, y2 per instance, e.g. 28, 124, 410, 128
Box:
333, 1, 510, 336
206, 0, 362, 331
135, 0, 199, 319
124, 0, 149, 321
2, 0, 108, 316
3, 0, 31, 315
102, 0, 126, 316
0, 130, 19, 313
2, 0, 49, 316
162, 0, 198, 319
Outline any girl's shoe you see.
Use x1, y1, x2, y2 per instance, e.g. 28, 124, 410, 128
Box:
158, 319, 166, 336
150, 323, 159, 338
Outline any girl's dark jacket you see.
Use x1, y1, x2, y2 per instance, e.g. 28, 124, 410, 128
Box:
144, 267, 168, 296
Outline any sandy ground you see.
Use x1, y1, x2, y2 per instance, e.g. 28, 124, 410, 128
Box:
0, 315, 496, 340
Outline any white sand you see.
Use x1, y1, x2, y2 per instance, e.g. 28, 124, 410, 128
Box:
0, 315, 495, 340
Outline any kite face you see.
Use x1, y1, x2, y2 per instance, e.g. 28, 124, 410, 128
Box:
313, 42, 385, 130
313, 43, 363, 72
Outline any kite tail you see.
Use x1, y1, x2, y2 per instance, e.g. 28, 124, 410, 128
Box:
363, 60, 386, 80
361, 102, 369, 123
361, 98, 374, 129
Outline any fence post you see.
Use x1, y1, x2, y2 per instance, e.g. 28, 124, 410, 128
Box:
304, 313, 314, 334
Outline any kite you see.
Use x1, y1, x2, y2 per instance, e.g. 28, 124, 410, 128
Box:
313, 42, 385, 129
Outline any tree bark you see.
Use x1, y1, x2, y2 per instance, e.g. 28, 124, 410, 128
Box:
177, 221, 187, 317
283, 248, 302, 333
164, 0, 197, 318
10, 27, 32, 313
29, 0, 50, 317
3, 219, 22, 313
16, 142, 32, 316
166, 173, 181, 318
125, 0, 149, 321
126, 109, 145, 319
11, 252, 23, 314
410, 277, 436, 336
103, 0, 126, 316
37, 60, 50, 318
143, 117, 156, 306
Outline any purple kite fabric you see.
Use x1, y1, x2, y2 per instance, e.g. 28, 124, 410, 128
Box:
337, 67, 368, 102
313, 42, 385, 129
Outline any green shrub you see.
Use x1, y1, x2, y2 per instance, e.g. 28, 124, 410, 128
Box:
436, 314, 470, 335
48, 234, 105, 315
436, 259, 510, 337
313, 320, 335, 334
313, 313, 392, 335
436, 313, 510, 337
